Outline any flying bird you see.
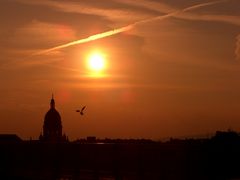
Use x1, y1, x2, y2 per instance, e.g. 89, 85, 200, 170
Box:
76, 106, 86, 115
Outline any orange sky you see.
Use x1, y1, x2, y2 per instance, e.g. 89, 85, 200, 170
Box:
0, 0, 240, 140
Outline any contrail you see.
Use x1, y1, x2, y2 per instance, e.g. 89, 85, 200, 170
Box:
182, 0, 227, 12
36, 0, 226, 55
34, 25, 132, 55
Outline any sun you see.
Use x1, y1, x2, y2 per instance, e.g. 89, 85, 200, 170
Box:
87, 52, 106, 71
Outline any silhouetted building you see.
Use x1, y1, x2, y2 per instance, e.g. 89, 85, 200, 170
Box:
0, 134, 22, 143
87, 136, 96, 143
39, 95, 67, 142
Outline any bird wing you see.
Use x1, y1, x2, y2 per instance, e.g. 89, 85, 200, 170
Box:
81, 106, 86, 111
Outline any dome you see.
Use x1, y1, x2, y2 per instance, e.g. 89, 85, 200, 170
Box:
41, 95, 64, 142
44, 108, 62, 130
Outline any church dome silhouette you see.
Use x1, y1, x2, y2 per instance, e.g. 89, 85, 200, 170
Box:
44, 107, 62, 132
40, 95, 66, 142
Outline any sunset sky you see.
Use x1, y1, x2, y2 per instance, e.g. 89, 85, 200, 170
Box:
1, 0, 240, 140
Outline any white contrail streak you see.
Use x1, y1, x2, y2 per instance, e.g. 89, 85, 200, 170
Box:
36, 0, 226, 55
35, 25, 133, 55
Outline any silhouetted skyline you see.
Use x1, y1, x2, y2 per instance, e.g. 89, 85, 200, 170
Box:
0, 0, 240, 140
1, 130, 240, 179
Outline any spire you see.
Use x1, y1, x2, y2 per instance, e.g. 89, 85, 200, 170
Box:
50, 93, 55, 109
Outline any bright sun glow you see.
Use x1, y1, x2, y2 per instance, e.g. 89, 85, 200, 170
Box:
87, 52, 106, 71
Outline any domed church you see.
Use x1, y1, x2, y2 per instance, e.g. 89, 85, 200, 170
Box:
39, 95, 67, 142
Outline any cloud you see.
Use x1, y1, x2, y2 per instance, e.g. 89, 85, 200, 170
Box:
16, 0, 240, 27
235, 34, 240, 60
8, 20, 76, 49
18, 20, 76, 42
0, 20, 76, 69
113, 0, 175, 13
116, 0, 240, 26
16, 0, 151, 23
178, 13, 240, 26
36, 0, 226, 55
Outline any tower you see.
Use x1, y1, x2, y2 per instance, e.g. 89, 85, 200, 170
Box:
40, 95, 66, 142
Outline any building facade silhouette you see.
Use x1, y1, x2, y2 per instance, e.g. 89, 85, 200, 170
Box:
39, 95, 67, 142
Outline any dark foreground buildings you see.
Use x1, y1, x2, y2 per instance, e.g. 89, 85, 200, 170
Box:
0, 96, 240, 179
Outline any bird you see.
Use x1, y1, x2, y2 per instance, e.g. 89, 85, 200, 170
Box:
76, 106, 86, 115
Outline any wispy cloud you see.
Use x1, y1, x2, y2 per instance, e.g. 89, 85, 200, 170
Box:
10, 20, 76, 49
177, 12, 240, 26
36, 0, 226, 55
16, 0, 240, 27
182, 0, 227, 12
113, 0, 175, 13
235, 34, 240, 60
16, 0, 150, 23
116, 0, 240, 26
